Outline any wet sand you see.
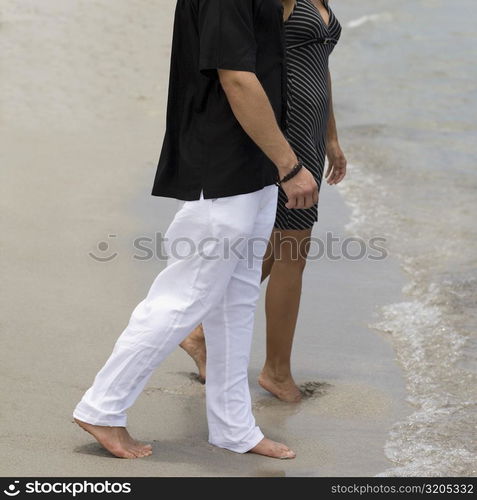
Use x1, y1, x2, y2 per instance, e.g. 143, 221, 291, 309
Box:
0, 0, 409, 476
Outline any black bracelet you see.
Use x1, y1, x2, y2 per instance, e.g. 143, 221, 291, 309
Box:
275, 160, 304, 186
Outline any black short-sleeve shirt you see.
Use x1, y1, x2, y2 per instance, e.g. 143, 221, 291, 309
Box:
151, 0, 286, 201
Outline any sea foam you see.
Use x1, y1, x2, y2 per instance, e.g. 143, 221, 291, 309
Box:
337, 162, 477, 476
346, 13, 391, 29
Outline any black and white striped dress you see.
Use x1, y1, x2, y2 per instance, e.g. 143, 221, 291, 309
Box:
275, 0, 342, 230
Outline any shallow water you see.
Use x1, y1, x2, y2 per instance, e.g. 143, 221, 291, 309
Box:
332, 0, 477, 476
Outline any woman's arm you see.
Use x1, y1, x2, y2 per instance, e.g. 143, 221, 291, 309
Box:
283, 0, 296, 21
325, 70, 347, 185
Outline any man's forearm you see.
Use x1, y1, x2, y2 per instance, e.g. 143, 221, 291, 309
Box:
219, 70, 297, 175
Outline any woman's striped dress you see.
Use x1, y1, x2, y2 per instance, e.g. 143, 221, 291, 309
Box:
275, 0, 342, 230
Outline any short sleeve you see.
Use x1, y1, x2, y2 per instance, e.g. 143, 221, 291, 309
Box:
198, 0, 257, 78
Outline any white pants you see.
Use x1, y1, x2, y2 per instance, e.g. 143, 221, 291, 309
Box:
73, 184, 278, 453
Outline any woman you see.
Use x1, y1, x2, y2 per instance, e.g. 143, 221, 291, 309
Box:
181, 0, 347, 402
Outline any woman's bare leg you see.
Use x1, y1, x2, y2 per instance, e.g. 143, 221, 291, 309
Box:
259, 228, 312, 402
261, 235, 275, 282
180, 325, 206, 383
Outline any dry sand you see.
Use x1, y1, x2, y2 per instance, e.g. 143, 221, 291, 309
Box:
0, 0, 409, 476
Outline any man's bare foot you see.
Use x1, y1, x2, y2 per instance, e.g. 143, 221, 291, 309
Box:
74, 418, 153, 459
249, 438, 296, 459
258, 368, 302, 403
180, 325, 207, 383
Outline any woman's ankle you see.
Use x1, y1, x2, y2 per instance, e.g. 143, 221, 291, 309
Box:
261, 363, 293, 382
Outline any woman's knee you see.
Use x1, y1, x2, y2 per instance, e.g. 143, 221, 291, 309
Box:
271, 229, 311, 270
273, 253, 308, 272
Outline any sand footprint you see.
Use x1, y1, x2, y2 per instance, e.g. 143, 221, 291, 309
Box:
299, 381, 332, 399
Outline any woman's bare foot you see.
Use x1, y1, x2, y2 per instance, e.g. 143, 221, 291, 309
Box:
74, 418, 153, 459
259, 368, 302, 403
180, 325, 207, 383
249, 438, 296, 459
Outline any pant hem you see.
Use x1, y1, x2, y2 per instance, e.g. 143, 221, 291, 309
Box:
209, 428, 264, 454
73, 407, 127, 427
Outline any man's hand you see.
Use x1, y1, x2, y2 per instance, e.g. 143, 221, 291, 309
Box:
279, 165, 318, 209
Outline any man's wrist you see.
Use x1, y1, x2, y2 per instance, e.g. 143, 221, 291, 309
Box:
276, 153, 299, 177
275, 160, 304, 186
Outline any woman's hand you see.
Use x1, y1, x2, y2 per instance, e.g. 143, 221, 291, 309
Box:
325, 141, 347, 185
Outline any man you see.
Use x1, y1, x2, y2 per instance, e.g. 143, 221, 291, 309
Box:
73, 0, 317, 459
